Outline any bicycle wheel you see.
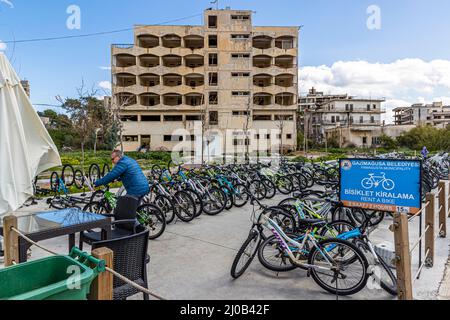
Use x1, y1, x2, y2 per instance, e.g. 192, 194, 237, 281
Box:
154, 194, 176, 224
74, 170, 85, 189
261, 207, 296, 240
248, 180, 267, 201
233, 183, 249, 208
231, 229, 261, 279
61, 165, 75, 187
275, 176, 293, 195
49, 196, 67, 210
261, 178, 276, 199
202, 187, 227, 216
137, 204, 166, 240
102, 164, 110, 178
258, 233, 300, 272
89, 164, 101, 184
185, 189, 204, 217
173, 191, 196, 222
308, 238, 369, 296
222, 186, 234, 210
50, 172, 59, 192
353, 239, 397, 296
83, 201, 109, 215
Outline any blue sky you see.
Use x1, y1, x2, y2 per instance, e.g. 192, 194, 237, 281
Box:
1, 0, 450, 120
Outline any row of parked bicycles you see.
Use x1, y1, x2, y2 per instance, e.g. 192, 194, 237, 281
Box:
31, 151, 449, 297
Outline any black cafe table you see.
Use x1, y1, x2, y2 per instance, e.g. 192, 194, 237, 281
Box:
0, 208, 112, 263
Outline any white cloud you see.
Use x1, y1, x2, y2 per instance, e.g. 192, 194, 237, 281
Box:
0, 0, 14, 8
300, 58, 450, 124
0, 41, 7, 51
98, 66, 111, 70
98, 81, 111, 91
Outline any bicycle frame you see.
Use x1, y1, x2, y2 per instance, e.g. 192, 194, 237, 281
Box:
259, 214, 337, 271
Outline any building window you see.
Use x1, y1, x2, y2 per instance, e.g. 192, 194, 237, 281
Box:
208, 16, 217, 28
232, 111, 249, 116
120, 115, 138, 122
123, 135, 138, 142
371, 116, 375, 123
209, 53, 218, 66
372, 137, 381, 145
345, 104, 349, 111
232, 72, 250, 77
208, 35, 217, 48
231, 34, 250, 40
186, 115, 202, 121
231, 15, 250, 20
367, 104, 371, 111
286, 134, 292, 140
362, 137, 368, 145
331, 116, 336, 123
208, 73, 218, 86
209, 111, 219, 125
373, 104, 377, 109
141, 115, 161, 122
164, 115, 183, 122
232, 91, 250, 97
336, 116, 340, 122
360, 116, 364, 124
164, 135, 183, 142
275, 115, 294, 121
208, 92, 218, 105
186, 135, 196, 141
350, 104, 354, 111
253, 115, 271, 121
231, 53, 250, 59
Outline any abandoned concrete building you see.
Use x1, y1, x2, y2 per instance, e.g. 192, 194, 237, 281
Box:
111, 8, 299, 155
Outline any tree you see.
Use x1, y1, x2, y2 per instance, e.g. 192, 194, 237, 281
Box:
379, 134, 398, 150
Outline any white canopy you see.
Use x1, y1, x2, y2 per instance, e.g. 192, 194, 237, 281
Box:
0, 53, 61, 215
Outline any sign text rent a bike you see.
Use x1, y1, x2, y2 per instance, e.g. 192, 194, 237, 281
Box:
339, 159, 422, 214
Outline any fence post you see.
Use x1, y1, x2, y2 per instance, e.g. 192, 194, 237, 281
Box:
3, 216, 19, 267
425, 193, 435, 268
448, 175, 450, 217
392, 212, 413, 300
88, 247, 114, 300
439, 181, 447, 238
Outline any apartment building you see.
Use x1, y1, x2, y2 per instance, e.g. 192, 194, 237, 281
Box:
20, 80, 30, 97
111, 8, 299, 155
393, 102, 450, 128
303, 95, 385, 148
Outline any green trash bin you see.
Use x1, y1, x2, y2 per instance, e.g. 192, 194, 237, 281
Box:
0, 248, 106, 300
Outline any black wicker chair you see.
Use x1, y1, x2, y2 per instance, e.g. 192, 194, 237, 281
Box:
91, 224, 150, 300
79, 195, 140, 250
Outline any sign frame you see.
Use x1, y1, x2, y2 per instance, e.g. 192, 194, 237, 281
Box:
339, 158, 423, 214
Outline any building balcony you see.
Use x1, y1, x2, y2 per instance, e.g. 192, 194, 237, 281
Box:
162, 34, 182, 49
183, 35, 204, 50
111, 44, 134, 55
137, 35, 159, 49
252, 35, 272, 50
139, 54, 160, 68
253, 74, 272, 87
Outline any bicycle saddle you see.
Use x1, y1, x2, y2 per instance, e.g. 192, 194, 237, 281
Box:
297, 219, 327, 228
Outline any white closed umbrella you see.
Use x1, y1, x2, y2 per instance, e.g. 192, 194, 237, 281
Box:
0, 53, 61, 216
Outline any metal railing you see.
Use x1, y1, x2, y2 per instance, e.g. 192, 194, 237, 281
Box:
391, 177, 449, 300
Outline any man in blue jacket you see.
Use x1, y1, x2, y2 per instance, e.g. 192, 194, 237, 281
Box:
94, 150, 149, 199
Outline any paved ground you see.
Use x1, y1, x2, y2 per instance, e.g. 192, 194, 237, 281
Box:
1, 183, 450, 300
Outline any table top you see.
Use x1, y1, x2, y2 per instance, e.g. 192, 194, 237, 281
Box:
0, 208, 110, 235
